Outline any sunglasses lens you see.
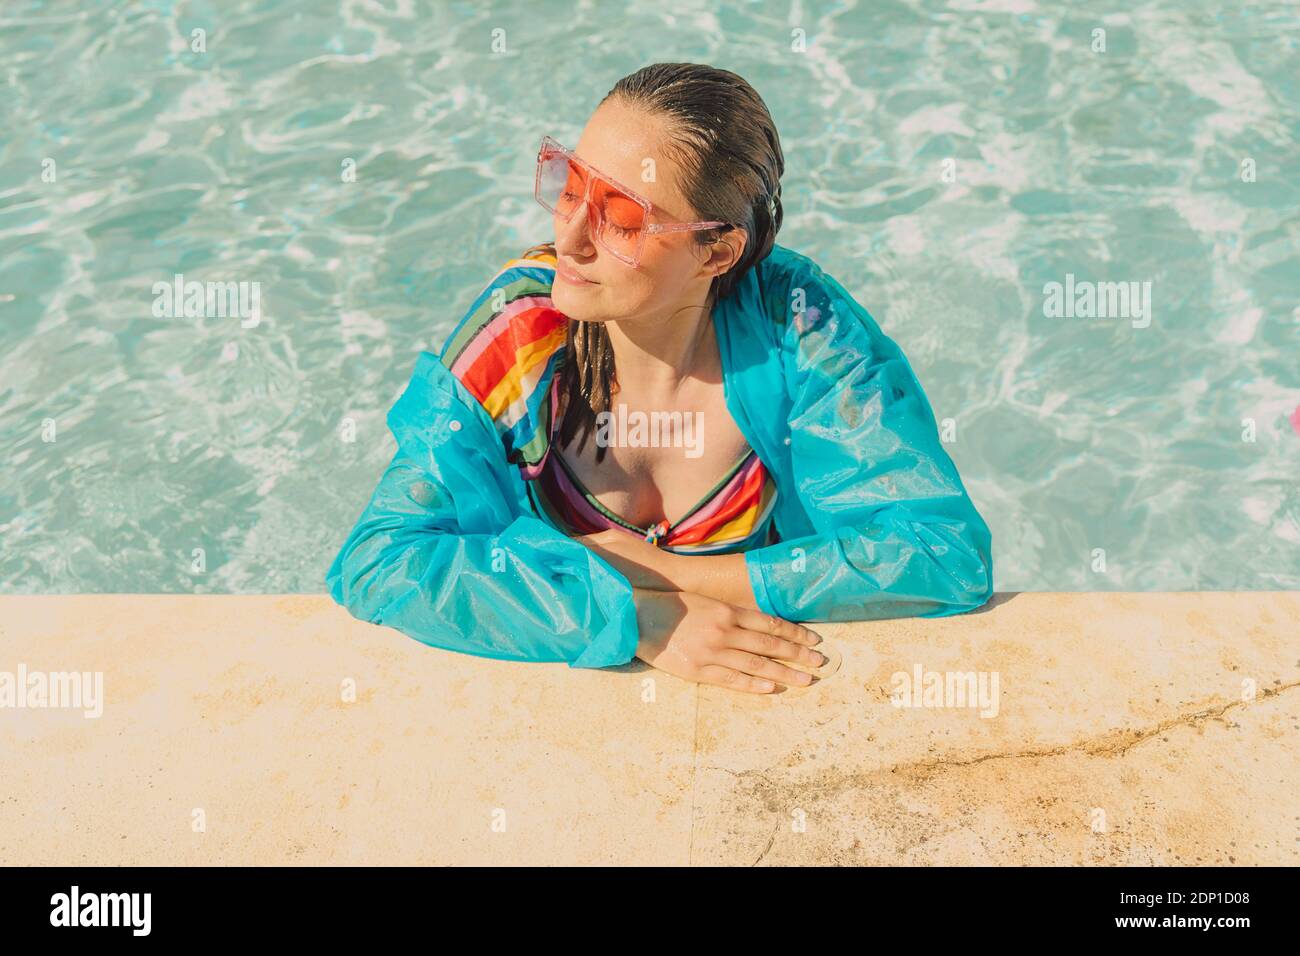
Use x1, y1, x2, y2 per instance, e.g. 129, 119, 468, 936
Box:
537, 150, 646, 262
593, 181, 647, 260
537, 151, 582, 215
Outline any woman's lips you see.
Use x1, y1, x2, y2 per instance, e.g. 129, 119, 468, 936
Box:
556, 262, 596, 285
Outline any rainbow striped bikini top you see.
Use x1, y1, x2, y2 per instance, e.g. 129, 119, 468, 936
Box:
439, 242, 778, 556
531, 384, 779, 555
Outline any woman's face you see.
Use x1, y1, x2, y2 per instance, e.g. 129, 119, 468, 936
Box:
549, 98, 745, 324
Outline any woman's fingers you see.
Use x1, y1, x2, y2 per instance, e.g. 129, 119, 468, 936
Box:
714, 647, 816, 689
733, 607, 822, 647
696, 664, 778, 695
729, 626, 826, 670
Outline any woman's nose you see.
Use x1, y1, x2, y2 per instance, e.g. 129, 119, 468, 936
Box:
554, 196, 597, 253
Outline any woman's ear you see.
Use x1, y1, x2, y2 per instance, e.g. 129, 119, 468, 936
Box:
706, 228, 747, 279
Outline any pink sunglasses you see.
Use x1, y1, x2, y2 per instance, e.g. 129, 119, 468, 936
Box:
534, 135, 731, 267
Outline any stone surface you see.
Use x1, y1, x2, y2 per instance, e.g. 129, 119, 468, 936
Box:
1, 592, 1295, 865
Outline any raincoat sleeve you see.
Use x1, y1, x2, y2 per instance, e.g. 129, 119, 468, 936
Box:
743, 259, 994, 622
325, 356, 640, 669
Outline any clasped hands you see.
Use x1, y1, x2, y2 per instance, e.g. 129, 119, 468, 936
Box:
575, 528, 824, 693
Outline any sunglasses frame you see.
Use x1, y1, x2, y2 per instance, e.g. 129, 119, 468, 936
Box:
534, 135, 731, 267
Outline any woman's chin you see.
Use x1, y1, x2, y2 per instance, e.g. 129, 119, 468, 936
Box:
552, 284, 603, 319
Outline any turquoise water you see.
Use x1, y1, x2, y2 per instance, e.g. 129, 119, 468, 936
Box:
1, 0, 1297, 593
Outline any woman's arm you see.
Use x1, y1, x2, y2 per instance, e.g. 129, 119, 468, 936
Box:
742, 258, 994, 622
326, 357, 640, 669
577, 529, 760, 610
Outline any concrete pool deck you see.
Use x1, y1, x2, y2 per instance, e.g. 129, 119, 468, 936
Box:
1, 592, 1296, 865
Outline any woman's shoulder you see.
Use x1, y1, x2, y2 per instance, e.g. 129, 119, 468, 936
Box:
437, 241, 567, 390
752, 242, 890, 344
755, 243, 864, 313
757, 242, 816, 280
412, 242, 567, 465
441, 243, 559, 352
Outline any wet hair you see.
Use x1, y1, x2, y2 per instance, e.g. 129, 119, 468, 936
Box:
554, 62, 785, 463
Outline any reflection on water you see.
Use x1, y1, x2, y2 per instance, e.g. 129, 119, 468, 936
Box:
1, 0, 1297, 591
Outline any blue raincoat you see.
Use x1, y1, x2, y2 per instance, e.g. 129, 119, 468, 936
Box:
325, 242, 994, 667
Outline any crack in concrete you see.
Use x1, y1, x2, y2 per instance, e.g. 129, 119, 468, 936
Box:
895, 680, 1300, 778
696, 681, 1300, 800
687, 678, 1299, 864
711, 764, 779, 787
751, 823, 780, 866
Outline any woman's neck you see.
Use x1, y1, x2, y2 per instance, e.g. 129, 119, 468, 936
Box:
603, 295, 719, 402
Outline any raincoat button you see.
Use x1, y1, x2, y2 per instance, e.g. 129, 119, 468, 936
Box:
448, 420, 461, 432
784, 436, 791, 445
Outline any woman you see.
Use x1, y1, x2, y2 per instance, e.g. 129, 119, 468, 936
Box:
326, 63, 994, 694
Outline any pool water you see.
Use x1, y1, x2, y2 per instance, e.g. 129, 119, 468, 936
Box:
1, 0, 1297, 593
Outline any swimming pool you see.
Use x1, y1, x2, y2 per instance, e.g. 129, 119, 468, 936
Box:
1, 0, 1297, 593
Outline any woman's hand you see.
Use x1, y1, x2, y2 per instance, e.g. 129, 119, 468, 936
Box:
632, 587, 826, 694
